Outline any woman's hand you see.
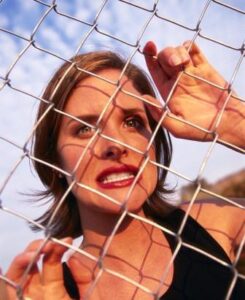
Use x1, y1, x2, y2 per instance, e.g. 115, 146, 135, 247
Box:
143, 41, 245, 149
4, 238, 73, 300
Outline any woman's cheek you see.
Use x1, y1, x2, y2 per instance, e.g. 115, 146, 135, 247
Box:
147, 147, 158, 189
59, 146, 91, 181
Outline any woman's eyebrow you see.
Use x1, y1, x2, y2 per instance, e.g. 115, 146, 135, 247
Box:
66, 114, 99, 127
122, 108, 146, 115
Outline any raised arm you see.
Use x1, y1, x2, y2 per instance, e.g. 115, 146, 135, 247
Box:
143, 41, 245, 150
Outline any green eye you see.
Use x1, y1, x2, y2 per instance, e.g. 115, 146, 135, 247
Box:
76, 125, 93, 137
126, 119, 138, 127
125, 116, 144, 129
80, 126, 90, 133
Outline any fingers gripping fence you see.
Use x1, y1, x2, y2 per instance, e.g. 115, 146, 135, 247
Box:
0, 0, 244, 299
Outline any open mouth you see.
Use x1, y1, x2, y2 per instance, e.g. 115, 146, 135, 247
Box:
96, 165, 140, 189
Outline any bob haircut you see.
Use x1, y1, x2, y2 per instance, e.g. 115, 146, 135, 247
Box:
33, 50, 173, 238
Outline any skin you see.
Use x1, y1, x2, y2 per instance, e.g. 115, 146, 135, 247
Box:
143, 41, 245, 147
55, 69, 170, 299
3, 41, 244, 299
57, 69, 158, 217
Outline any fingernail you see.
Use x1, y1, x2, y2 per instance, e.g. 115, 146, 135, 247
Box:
169, 54, 182, 66
143, 41, 156, 56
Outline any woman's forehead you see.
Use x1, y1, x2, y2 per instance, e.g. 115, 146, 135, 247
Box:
64, 69, 145, 114
74, 68, 135, 95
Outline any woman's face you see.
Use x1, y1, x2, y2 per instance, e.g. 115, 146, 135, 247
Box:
57, 69, 157, 215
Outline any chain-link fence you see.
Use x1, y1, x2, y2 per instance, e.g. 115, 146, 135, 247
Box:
0, 0, 244, 299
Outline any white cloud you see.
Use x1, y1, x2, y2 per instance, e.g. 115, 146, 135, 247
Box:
0, 13, 9, 27
0, 32, 23, 75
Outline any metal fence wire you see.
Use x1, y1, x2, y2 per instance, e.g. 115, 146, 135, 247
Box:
0, 0, 244, 299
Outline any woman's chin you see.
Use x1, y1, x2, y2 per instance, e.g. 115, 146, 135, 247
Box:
78, 194, 147, 216
73, 182, 152, 216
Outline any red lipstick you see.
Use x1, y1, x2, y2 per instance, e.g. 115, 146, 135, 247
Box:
96, 165, 140, 189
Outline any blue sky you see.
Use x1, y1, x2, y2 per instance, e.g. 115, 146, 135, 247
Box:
0, 0, 244, 270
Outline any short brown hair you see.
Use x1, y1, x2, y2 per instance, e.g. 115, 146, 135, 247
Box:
32, 51, 173, 238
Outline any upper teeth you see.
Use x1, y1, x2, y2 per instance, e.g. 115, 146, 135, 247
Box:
101, 172, 134, 184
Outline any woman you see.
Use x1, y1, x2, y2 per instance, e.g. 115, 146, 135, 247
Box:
3, 41, 245, 299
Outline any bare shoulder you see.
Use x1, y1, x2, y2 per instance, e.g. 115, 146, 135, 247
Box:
180, 198, 245, 258
181, 198, 244, 220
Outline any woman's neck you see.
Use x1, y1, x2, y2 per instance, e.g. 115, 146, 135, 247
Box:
72, 205, 173, 299
80, 207, 156, 264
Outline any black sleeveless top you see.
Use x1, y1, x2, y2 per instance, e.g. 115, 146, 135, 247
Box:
63, 209, 245, 299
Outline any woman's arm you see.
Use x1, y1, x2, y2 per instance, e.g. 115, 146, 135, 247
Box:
143, 41, 245, 150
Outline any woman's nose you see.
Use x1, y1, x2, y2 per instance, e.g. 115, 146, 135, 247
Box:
93, 131, 128, 160
101, 145, 127, 160
92, 122, 128, 160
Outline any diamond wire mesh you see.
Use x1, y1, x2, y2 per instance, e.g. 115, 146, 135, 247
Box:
0, 0, 244, 299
